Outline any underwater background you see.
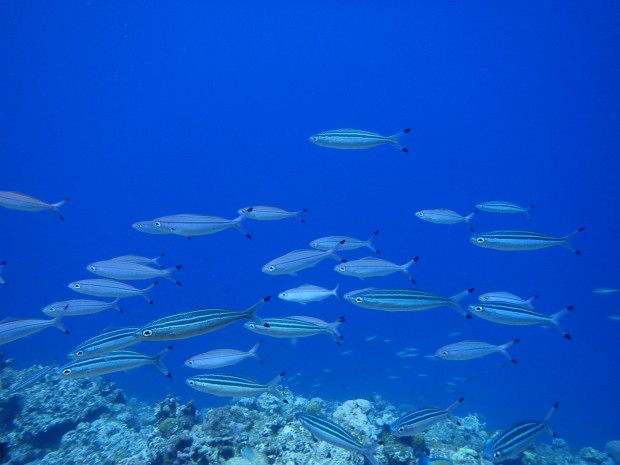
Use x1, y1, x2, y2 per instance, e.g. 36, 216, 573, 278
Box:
1, 0, 620, 459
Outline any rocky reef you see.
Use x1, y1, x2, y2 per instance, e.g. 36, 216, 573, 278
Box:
0, 357, 618, 465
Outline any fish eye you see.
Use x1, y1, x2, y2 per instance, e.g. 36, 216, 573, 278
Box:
476, 237, 485, 243
398, 426, 405, 433
312, 136, 318, 141
76, 350, 84, 356
247, 323, 256, 329
279, 293, 287, 298
155, 221, 161, 227
493, 452, 502, 459
188, 380, 195, 385
48, 307, 55, 313
187, 361, 193, 366
474, 305, 483, 312
142, 329, 153, 337
338, 266, 346, 272
418, 212, 424, 217
441, 351, 449, 356
62, 369, 72, 376
482, 296, 489, 301
355, 297, 363, 303
73, 284, 81, 289
311, 242, 317, 247
89, 266, 96, 271
268, 266, 275, 272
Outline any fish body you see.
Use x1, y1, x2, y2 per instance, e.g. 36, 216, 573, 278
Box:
262, 241, 344, 275
478, 291, 537, 309
278, 283, 339, 304
475, 201, 533, 220
42, 298, 122, 317
136, 297, 269, 341
56, 347, 172, 379
415, 209, 477, 225
345, 288, 474, 317
0, 261, 6, 286
185, 341, 262, 369
245, 316, 344, 343
109, 254, 165, 267
468, 302, 574, 339
0, 191, 68, 220
0, 316, 67, 345
484, 403, 559, 462
86, 260, 181, 285
593, 288, 619, 296
186, 372, 287, 402
310, 231, 380, 254
470, 228, 585, 254
391, 397, 464, 437
68, 327, 141, 359
298, 413, 380, 465
68, 279, 157, 304
310, 128, 410, 153
334, 256, 417, 283
238, 205, 306, 222
435, 339, 520, 363
154, 213, 250, 238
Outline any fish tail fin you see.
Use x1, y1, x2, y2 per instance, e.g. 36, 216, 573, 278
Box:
500, 339, 520, 364
111, 298, 123, 313
543, 402, 559, 436
465, 209, 478, 223
551, 306, 574, 339
525, 294, 539, 307
163, 266, 182, 286
231, 215, 252, 239
153, 346, 173, 378
449, 288, 475, 317
294, 208, 308, 223
363, 442, 381, 465
142, 281, 158, 305
388, 128, 411, 153
401, 256, 419, 284
332, 282, 341, 301
267, 372, 287, 403
52, 198, 69, 221
327, 316, 346, 343
526, 205, 534, 222
446, 397, 465, 426
327, 239, 346, 261
246, 296, 271, 326
52, 315, 69, 335
561, 227, 585, 254
249, 340, 263, 363
153, 253, 165, 267
366, 230, 380, 254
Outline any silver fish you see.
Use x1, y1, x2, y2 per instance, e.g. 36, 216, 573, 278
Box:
262, 240, 344, 275
415, 208, 477, 226
0, 316, 68, 345
298, 413, 380, 465
184, 341, 263, 369
334, 256, 418, 283
478, 291, 538, 309
278, 283, 339, 304
153, 213, 251, 239
593, 287, 619, 296
86, 260, 181, 285
475, 201, 534, 221
56, 347, 172, 379
391, 397, 464, 436
0, 191, 69, 220
186, 372, 287, 402
68, 327, 141, 359
310, 231, 380, 254
238, 205, 306, 222
470, 227, 585, 254
435, 339, 520, 364
68, 279, 157, 304
245, 316, 345, 344
9, 364, 57, 392
42, 298, 122, 317
0, 260, 6, 286
310, 128, 411, 153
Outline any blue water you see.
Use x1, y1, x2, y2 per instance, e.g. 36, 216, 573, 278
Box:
1, 0, 620, 452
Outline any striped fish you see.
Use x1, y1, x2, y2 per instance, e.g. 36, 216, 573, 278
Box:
278, 283, 340, 304
154, 213, 251, 239
484, 403, 559, 462
86, 260, 182, 285
310, 128, 411, 153
467, 302, 574, 339
391, 397, 464, 437
238, 205, 307, 222
42, 298, 122, 317
478, 291, 538, 309
184, 341, 262, 369
475, 201, 534, 221
9, 364, 57, 392
68, 327, 141, 359
56, 347, 172, 379
334, 256, 418, 284
0, 316, 68, 345
68, 279, 157, 304
435, 339, 520, 364
297, 413, 381, 465
186, 372, 287, 402
415, 209, 477, 226
136, 297, 269, 341
244, 316, 345, 344
0, 260, 6, 286
262, 241, 345, 276
0, 191, 68, 220
470, 228, 585, 254
310, 231, 380, 254
344, 288, 474, 317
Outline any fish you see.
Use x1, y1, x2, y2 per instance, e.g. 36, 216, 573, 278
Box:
151, 213, 251, 239
186, 372, 288, 402
42, 298, 122, 317
415, 209, 477, 226
109, 254, 165, 267
184, 340, 263, 369
475, 201, 534, 221
467, 302, 574, 339
435, 339, 520, 364
297, 413, 381, 465
278, 283, 340, 304
245, 316, 345, 344
0, 191, 69, 220
56, 347, 172, 379
345, 288, 474, 317
484, 402, 559, 462
238, 205, 307, 222
470, 227, 585, 254
418, 452, 455, 465
390, 397, 464, 437
68, 279, 157, 304
593, 288, 620, 296
0, 316, 68, 345
68, 327, 141, 359
262, 240, 345, 275
9, 364, 57, 392
0, 261, 6, 286
310, 128, 411, 152
86, 260, 182, 285
135, 297, 269, 341
478, 291, 538, 309
334, 256, 418, 283
310, 231, 380, 254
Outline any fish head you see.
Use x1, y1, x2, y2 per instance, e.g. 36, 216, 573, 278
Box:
483, 445, 504, 463
278, 292, 288, 300
262, 264, 278, 274
468, 304, 486, 315
184, 359, 195, 367
309, 134, 322, 145
414, 211, 426, 219
42, 305, 62, 317
389, 421, 414, 437
237, 206, 253, 215
334, 263, 348, 274
309, 241, 319, 249
68, 281, 82, 291
131, 220, 168, 235
244, 321, 261, 332
86, 263, 98, 273
436, 348, 451, 359
470, 235, 486, 246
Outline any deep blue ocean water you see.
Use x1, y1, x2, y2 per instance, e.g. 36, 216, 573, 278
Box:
1, 0, 620, 453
